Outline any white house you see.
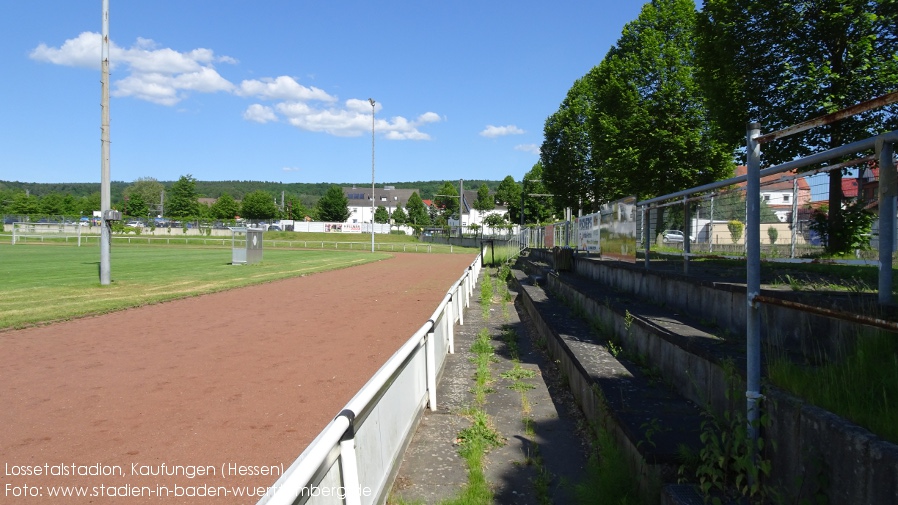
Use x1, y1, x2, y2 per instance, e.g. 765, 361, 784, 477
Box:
343, 186, 420, 224
449, 189, 508, 230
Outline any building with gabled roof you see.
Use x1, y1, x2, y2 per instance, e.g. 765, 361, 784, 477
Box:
343, 186, 420, 224
734, 165, 812, 222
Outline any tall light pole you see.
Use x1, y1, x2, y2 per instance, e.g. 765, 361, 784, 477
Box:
100, 0, 112, 285
369, 98, 376, 253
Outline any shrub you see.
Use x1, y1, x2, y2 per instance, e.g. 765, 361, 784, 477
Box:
727, 220, 744, 244
767, 226, 778, 245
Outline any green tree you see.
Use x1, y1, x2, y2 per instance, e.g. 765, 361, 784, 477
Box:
433, 182, 460, 222
210, 193, 240, 220
374, 205, 390, 224
541, 76, 596, 214
240, 190, 279, 220
39, 192, 71, 216
405, 192, 430, 229
589, 0, 733, 202
495, 176, 522, 224
283, 194, 312, 221
76, 193, 101, 217
316, 185, 350, 222
495, 176, 520, 207
484, 212, 506, 233
696, 0, 898, 253
124, 192, 148, 220
522, 163, 555, 225
166, 175, 200, 218
472, 183, 495, 213
125, 177, 165, 217
9, 192, 41, 216
392, 203, 408, 225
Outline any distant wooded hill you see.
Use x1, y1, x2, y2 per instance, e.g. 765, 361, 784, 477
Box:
0, 179, 503, 201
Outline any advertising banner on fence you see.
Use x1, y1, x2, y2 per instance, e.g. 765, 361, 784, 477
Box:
545, 224, 554, 249
577, 213, 600, 253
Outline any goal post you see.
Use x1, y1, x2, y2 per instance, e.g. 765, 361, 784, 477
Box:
12, 222, 84, 246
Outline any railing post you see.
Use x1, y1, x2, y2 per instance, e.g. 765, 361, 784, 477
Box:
745, 122, 763, 454
425, 331, 437, 411
337, 410, 362, 505
878, 138, 896, 304
446, 297, 454, 354
791, 178, 798, 259
642, 206, 650, 269
456, 284, 464, 326
683, 197, 690, 276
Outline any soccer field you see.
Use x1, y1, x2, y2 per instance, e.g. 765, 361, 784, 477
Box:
0, 243, 389, 330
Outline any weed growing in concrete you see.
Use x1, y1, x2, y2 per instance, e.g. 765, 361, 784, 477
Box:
687, 361, 775, 504
480, 274, 495, 319
444, 328, 503, 505
575, 423, 643, 505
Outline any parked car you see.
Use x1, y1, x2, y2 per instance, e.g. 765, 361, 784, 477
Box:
267, 225, 282, 232
125, 221, 145, 228
661, 230, 695, 243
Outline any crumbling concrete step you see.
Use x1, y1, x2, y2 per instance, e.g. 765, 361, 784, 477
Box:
513, 268, 703, 494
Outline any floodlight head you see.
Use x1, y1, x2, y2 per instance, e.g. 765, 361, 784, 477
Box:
368, 98, 375, 107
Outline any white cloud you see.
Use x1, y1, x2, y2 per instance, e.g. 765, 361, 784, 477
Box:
238, 76, 335, 102
282, 167, 302, 172
480, 124, 525, 138
269, 99, 439, 140
30, 32, 441, 140
30, 32, 103, 69
244, 104, 277, 123
515, 144, 541, 155
31, 32, 235, 105
417, 112, 442, 123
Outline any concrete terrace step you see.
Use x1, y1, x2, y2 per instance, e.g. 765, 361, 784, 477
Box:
512, 266, 705, 498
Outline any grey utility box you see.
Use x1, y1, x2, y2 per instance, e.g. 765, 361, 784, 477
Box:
230, 227, 264, 265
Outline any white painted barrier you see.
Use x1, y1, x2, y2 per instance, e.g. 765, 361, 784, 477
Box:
257, 249, 484, 505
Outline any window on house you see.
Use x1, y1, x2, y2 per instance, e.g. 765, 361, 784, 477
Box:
783, 194, 790, 203
763, 195, 770, 202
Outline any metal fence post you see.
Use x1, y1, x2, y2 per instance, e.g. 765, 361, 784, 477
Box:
745, 122, 763, 452
683, 197, 691, 276
878, 138, 896, 304
709, 195, 715, 253
791, 178, 798, 258
642, 206, 650, 269
337, 410, 362, 505
447, 294, 455, 354
425, 331, 437, 411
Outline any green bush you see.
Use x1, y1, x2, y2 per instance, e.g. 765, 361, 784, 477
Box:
767, 226, 778, 245
727, 220, 744, 244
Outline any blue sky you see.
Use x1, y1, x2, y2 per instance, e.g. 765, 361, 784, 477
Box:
1, 1, 649, 185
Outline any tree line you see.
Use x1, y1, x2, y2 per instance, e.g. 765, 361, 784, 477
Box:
0, 176, 526, 231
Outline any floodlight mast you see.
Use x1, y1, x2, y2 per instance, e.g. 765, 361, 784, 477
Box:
100, 0, 111, 285
369, 98, 376, 253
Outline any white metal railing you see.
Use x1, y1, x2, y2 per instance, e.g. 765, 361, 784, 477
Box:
257, 248, 483, 505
